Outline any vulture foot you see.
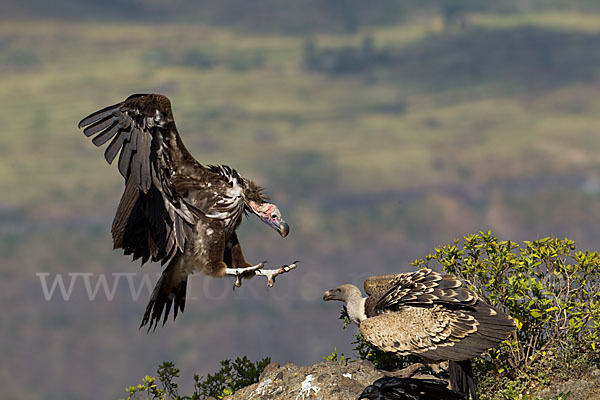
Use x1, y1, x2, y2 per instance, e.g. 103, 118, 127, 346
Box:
226, 262, 266, 289
226, 262, 299, 289
383, 363, 425, 378
255, 262, 299, 287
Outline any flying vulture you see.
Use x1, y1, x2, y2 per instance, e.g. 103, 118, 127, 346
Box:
358, 376, 466, 400
323, 268, 516, 399
78, 93, 296, 330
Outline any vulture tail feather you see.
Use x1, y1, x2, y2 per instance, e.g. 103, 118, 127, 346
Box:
140, 255, 187, 331
449, 360, 477, 400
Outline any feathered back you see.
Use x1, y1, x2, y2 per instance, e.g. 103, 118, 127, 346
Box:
359, 269, 516, 361
369, 269, 478, 315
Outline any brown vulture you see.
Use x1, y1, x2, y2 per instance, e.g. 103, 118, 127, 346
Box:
323, 268, 516, 400
359, 376, 466, 400
78, 93, 296, 330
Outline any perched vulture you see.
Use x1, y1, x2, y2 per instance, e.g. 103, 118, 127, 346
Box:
358, 376, 466, 400
323, 268, 516, 400
79, 94, 295, 330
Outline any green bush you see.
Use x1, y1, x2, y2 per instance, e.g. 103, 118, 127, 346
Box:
195, 356, 271, 399
328, 233, 599, 399
123, 362, 184, 400
322, 346, 351, 363
122, 357, 270, 400
412, 232, 600, 399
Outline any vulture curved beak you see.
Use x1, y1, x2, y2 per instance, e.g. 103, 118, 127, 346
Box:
253, 203, 289, 238
278, 220, 289, 238
264, 216, 288, 238
323, 290, 334, 301
265, 213, 289, 237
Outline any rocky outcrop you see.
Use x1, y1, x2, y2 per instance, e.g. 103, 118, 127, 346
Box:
537, 366, 600, 400
223, 361, 600, 400
223, 360, 384, 400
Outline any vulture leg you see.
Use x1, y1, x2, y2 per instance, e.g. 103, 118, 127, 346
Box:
225, 262, 266, 288
253, 262, 298, 287
383, 362, 425, 378
426, 360, 449, 374
224, 262, 298, 288
222, 234, 298, 288
224, 232, 252, 269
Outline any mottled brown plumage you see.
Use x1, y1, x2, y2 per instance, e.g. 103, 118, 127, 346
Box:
324, 269, 516, 399
79, 94, 292, 330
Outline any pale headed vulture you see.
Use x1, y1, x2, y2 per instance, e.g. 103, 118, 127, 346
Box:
79, 94, 296, 330
323, 269, 516, 400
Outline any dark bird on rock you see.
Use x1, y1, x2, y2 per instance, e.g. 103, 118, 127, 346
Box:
358, 376, 466, 400
323, 269, 516, 400
79, 94, 296, 330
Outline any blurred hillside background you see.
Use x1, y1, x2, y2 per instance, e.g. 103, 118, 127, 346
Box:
2, 1, 600, 399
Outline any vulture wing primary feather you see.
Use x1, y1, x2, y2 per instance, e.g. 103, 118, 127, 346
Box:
79, 94, 296, 330
324, 268, 516, 400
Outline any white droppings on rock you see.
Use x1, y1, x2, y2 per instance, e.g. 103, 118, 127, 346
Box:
248, 378, 273, 399
343, 373, 352, 378
222, 360, 387, 400
296, 374, 320, 399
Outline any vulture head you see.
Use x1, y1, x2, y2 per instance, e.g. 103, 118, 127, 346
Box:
244, 181, 289, 237
323, 284, 362, 302
248, 201, 289, 238
323, 284, 367, 326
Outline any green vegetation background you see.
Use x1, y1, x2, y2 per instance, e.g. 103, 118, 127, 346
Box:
1, 1, 600, 399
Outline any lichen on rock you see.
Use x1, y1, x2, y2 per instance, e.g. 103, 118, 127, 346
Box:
223, 360, 384, 400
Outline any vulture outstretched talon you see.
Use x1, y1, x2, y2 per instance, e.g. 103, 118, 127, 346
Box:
78, 93, 295, 329
227, 261, 266, 289
323, 269, 516, 400
259, 262, 298, 287
227, 262, 298, 289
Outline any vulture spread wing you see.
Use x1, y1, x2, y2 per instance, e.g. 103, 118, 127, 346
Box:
80, 93, 294, 330
372, 269, 478, 312
361, 269, 515, 361
79, 94, 246, 265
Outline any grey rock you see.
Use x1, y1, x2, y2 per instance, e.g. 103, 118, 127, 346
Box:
224, 361, 600, 400
537, 366, 600, 400
222, 360, 384, 400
